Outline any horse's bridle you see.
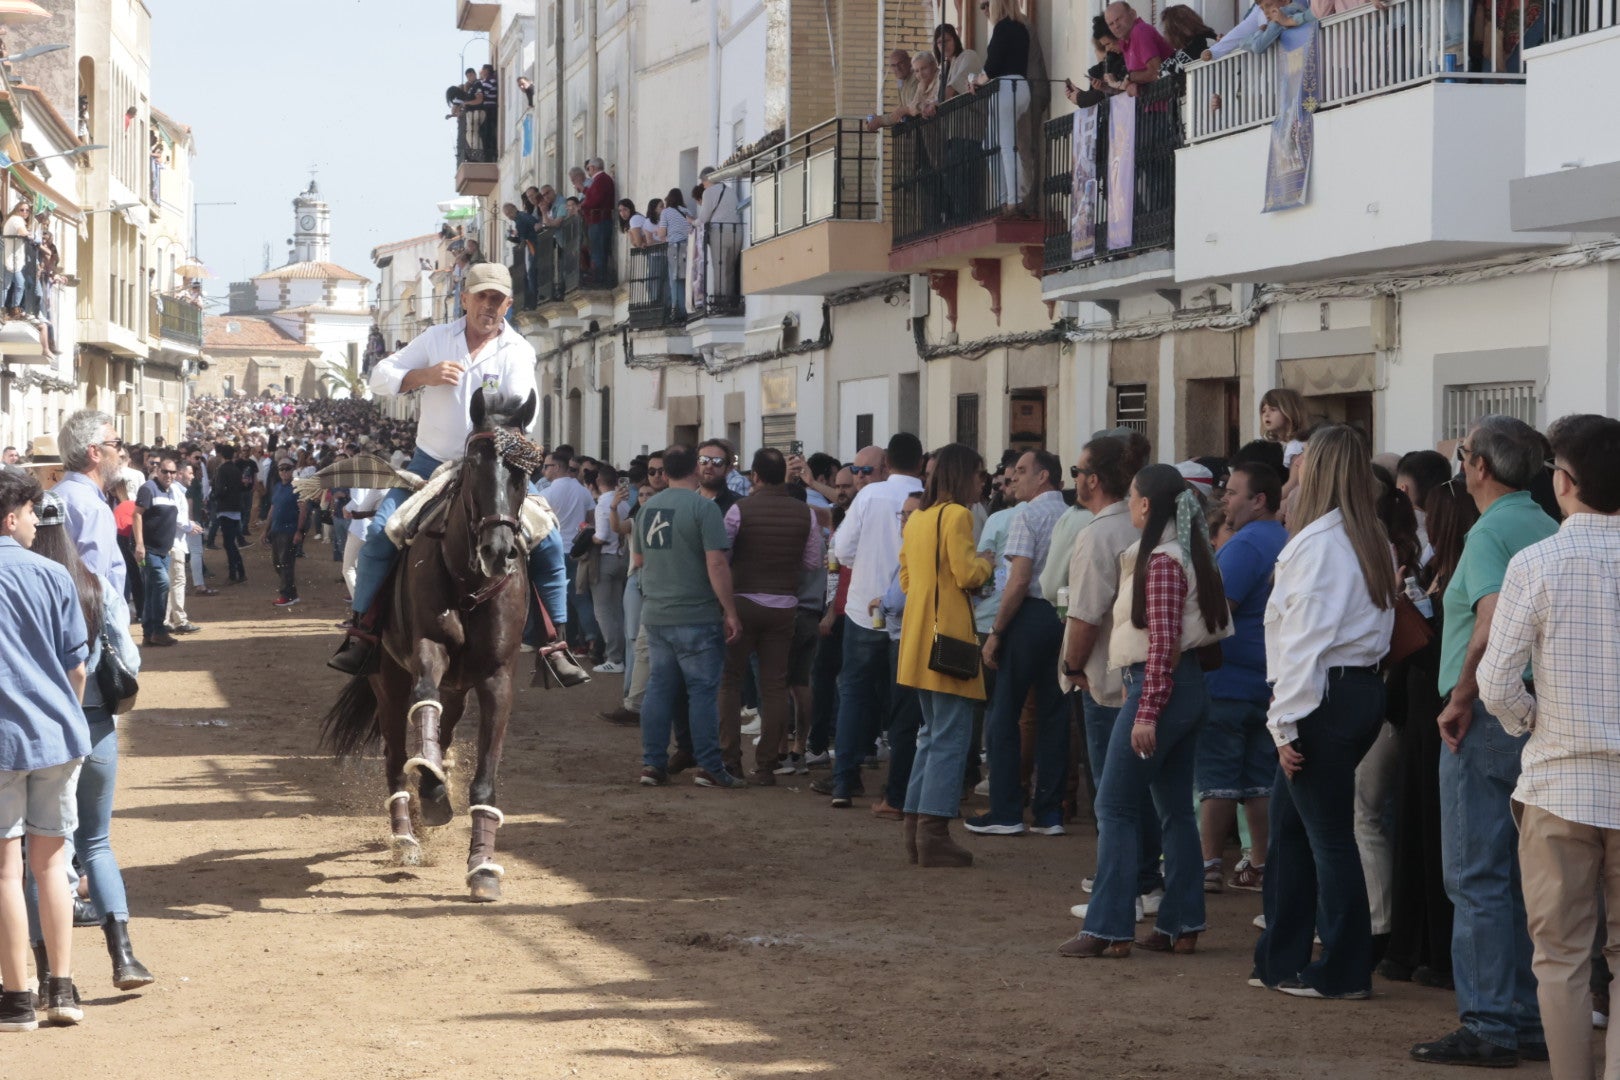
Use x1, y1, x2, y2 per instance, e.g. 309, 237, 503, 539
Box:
452, 430, 524, 610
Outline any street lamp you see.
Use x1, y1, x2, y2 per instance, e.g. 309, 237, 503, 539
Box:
0, 43, 67, 64
2, 144, 105, 169
85, 201, 139, 215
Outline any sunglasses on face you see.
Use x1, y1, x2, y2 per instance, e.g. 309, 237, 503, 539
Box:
698, 455, 728, 467
647, 467, 665, 476
849, 465, 876, 476
162, 469, 178, 476
99, 438, 125, 452
1070, 465, 1095, 479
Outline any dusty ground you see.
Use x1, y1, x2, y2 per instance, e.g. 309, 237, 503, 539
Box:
4, 536, 1514, 1079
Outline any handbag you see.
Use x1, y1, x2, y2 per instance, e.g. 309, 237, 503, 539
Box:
95, 628, 139, 713
1384, 594, 1435, 667
568, 522, 596, 560
926, 507, 982, 681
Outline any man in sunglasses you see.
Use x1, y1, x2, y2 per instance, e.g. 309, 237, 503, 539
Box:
133, 453, 184, 647
48, 410, 127, 601
697, 439, 743, 512
847, 446, 887, 494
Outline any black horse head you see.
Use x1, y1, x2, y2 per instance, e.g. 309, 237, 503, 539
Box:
462, 388, 538, 581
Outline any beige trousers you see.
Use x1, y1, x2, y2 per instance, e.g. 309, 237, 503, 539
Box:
1516, 801, 1620, 1080
166, 539, 189, 628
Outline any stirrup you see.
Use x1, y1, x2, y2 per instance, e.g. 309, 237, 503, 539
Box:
531, 643, 590, 689
327, 634, 380, 676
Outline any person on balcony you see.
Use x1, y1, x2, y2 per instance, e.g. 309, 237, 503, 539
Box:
1103, 3, 1176, 94
476, 63, 499, 159
2, 201, 29, 322
658, 189, 694, 319
932, 23, 983, 103
1066, 15, 1129, 108
580, 158, 616, 289
502, 201, 540, 310
695, 167, 742, 311
968, 0, 1033, 213
1242, 0, 1319, 52
865, 50, 924, 131
1161, 5, 1219, 74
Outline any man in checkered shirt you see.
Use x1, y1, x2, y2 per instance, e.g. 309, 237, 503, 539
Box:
1479, 413, 1620, 1079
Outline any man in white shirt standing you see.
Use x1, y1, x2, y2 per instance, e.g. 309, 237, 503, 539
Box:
329, 263, 571, 678
694, 166, 743, 307
164, 460, 205, 635
539, 444, 598, 649
1478, 414, 1620, 1078
814, 433, 925, 808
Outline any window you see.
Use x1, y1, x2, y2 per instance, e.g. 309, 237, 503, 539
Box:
1114, 383, 1149, 435
855, 413, 874, 451
762, 413, 796, 450
678, 148, 699, 195
599, 386, 611, 460
954, 393, 980, 454
543, 395, 554, 447
1442, 381, 1536, 441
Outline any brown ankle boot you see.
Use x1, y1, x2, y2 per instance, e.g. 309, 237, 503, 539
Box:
916, 815, 973, 868
903, 813, 919, 865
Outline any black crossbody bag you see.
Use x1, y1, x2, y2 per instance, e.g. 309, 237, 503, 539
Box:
95, 628, 140, 713
927, 507, 981, 681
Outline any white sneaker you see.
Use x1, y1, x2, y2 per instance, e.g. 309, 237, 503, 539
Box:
973, 778, 991, 797
1081, 876, 1095, 893
773, 753, 805, 776
739, 713, 762, 736
1071, 896, 1145, 922
1595, 1009, 1609, 1029
803, 750, 831, 768
593, 661, 624, 674
1140, 888, 1164, 916
1253, 913, 1267, 930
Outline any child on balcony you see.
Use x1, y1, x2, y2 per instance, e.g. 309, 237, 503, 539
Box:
1244, 0, 1319, 51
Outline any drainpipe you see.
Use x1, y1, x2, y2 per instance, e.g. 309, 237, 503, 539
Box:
710, 0, 721, 160
553, 0, 565, 187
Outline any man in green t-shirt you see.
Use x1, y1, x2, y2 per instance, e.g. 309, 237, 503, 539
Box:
634, 444, 743, 789
1412, 416, 1558, 1069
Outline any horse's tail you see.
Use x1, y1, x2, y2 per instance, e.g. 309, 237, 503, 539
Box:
320, 675, 381, 758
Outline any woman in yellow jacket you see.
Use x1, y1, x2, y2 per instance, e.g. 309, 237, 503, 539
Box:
897, 444, 993, 867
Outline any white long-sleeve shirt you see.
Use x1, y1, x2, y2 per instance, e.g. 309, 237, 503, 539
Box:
1209, 3, 1266, 58
1263, 508, 1394, 746
833, 474, 924, 632
1479, 514, 1620, 830
545, 476, 597, 549
367, 318, 538, 464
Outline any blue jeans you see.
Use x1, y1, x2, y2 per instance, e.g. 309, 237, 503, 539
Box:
1254, 669, 1384, 995
640, 622, 727, 776
1442, 700, 1542, 1049
809, 614, 843, 755
587, 220, 614, 286
564, 554, 602, 645
1084, 656, 1207, 944
834, 620, 891, 795
622, 572, 643, 689
25, 713, 128, 941
3, 267, 26, 309
884, 638, 922, 809
354, 448, 569, 645
1082, 688, 1164, 895
984, 598, 1068, 824
141, 551, 171, 639
1196, 697, 1276, 801
906, 689, 977, 818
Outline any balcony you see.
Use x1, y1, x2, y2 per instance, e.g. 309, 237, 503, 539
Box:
1177, 0, 1568, 284
454, 110, 498, 196
741, 118, 890, 295
150, 293, 203, 348
524, 214, 617, 324
627, 224, 746, 338
889, 77, 1044, 271
1041, 77, 1180, 301
1511, 10, 1620, 232
455, 0, 499, 32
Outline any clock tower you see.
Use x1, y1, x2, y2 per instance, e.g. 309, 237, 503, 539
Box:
290, 179, 331, 263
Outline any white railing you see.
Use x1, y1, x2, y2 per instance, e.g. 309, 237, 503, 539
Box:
1184, 0, 1526, 143
1544, 0, 1620, 43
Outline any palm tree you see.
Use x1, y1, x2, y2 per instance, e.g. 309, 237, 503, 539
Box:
320, 349, 367, 400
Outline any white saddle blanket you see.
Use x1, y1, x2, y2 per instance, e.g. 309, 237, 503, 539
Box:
384, 459, 559, 552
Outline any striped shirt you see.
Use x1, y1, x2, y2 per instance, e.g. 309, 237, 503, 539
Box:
1479, 513, 1620, 830
1002, 489, 1066, 600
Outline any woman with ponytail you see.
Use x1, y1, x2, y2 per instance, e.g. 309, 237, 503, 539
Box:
1058, 464, 1230, 959
1252, 424, 1396, 1000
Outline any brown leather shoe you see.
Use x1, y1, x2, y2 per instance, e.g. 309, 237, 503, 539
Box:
598, 707, 640, 726
903, 813, 919, 865
1135, 930, 1198, 954
746, 769, 777, 787
916, 815, 973, 868
870, 798, 904, 821
1058, 934, 1132, 959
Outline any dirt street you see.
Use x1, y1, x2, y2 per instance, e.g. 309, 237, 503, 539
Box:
4, 539, 1502, 1079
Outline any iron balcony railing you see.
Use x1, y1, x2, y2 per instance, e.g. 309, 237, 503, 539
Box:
151, 293, 203, 346
627, 240, 681, 328
626, 222, 745, 327
1043, 77, 1181, 274
891, 76, 1041, 247
1543, 0, 1620, 43
455, 105, 496, 165
746, 118, 882, 243
1185, 0, 1527, 144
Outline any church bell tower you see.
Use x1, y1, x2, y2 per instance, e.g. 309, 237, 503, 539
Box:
291, 179, 331, 263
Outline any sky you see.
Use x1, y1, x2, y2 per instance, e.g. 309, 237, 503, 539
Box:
150, 0, 496, 309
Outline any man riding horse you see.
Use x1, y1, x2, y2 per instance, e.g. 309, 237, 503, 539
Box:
327, 262, 582, 685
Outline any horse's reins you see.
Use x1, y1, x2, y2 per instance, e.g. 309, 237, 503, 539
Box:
445, 429, 523, 611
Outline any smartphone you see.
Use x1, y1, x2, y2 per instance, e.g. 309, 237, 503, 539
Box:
789, 440, 803, 456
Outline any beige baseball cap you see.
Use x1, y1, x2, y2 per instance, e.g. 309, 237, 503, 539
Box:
464, 262, 512, 298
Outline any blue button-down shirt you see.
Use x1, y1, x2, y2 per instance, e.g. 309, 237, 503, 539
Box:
52, 470, 125, 597
0, 537, 91, 771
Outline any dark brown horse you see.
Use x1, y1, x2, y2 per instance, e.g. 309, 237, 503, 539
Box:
322, 388, 536, 902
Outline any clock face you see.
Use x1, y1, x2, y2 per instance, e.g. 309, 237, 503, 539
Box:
299, 214, 316, 231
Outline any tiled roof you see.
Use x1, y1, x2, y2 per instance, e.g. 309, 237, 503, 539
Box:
371, 233, 441, 259
274, 305, 374, 317
203, 315, 323, 354
252, 261, 371, 283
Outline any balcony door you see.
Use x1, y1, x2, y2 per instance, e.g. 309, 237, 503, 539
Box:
839, 376, 890, 461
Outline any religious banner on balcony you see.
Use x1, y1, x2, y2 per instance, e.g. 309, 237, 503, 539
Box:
687, 228, 708, 313
1263, 22, 1320, 213
1106, 94, 1137, 251
1070, 105, 1101, 264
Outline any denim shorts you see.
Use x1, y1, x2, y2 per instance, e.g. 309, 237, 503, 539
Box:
787, 609, 821, 687
0, 759, 83, 839
1194, 697, 1275, 801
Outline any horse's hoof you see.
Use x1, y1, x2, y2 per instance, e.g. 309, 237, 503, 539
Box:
418, 787, 454, 828
468, 870, 502, 902
390, 835, 422, 867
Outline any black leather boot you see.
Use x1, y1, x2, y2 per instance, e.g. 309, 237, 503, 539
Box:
326, 633, 379, 676
103, 916, 154, 990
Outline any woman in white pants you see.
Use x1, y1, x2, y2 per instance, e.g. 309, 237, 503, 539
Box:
971, 0, 1033, 211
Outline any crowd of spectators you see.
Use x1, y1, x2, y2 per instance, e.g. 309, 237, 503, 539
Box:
1, 199, 67, 355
